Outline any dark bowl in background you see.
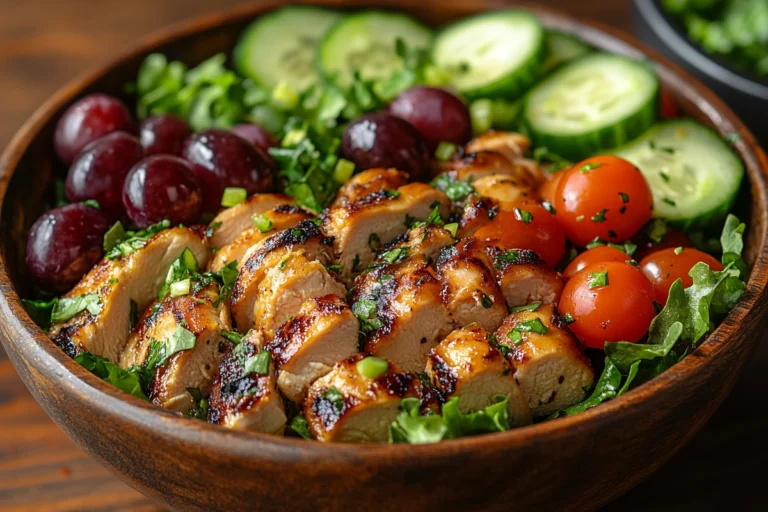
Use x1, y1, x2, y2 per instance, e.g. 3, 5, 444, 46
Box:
633, 0, 768, 140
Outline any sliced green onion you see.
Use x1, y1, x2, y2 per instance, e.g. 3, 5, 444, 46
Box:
435, 141, 457, 161
170, 278, 191, 297
470, 98, 493, 135
282, 127, 307, 147
423, 64, 451, 86
444, 222, 458, 237
270, 80, 300, 111
252, 214, 273, 233
356, 356, 389, 379
333, 158, 355, 184
221, 187, 248, 208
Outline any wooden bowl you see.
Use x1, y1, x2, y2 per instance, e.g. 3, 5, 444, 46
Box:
1, 1, 767, 510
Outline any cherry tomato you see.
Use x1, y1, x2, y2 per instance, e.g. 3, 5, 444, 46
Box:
562, 246, 631, 280
538, 170, 564, 207
474, 201, 566, 267
660, 87, 678, 119
639, 247, 724, 305
555, 155, 654, 247
559, 261, 656, 349
633, 227, 693, 261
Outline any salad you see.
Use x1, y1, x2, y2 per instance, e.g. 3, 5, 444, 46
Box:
22, 6, 748, 444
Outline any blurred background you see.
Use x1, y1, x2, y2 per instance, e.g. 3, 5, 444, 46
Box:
0, 0, 766, 510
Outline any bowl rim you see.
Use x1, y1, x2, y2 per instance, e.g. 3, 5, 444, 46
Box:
1, 0, 767, 461
634, 0, 768, 100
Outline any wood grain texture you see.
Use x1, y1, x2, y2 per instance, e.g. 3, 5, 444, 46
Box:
0, 0, 766, 511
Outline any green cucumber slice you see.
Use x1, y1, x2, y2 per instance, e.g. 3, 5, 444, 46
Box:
317, 11, 432, 88
431, 9, 545, 99
613, 120, 744, 229
541, 30, 592, 74
523, 52, 659, 160
234, 6, 342, 91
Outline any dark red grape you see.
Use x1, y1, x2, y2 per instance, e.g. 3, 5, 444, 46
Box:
25, 203, 111, 293
65, 132, 144, 219
389, 86, 471, 152
122, 155, 202, 228
231, 123, 279, 154
139, 114, 190, 156
182, 129, 274, 213
54, 94, 136, 166
341, 113, 431, 181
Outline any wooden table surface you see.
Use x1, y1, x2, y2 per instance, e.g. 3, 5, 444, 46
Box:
1, 1, 766, 510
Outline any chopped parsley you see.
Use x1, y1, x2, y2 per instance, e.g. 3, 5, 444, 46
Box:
562, 312, 575, 324
378, 247, 410, 265
587, 271, 609, 288
322, 386, 345, 412
591, 209, 608, 222
243, 351, 271, 377
514, 208, 533, 225
105, 219, 171, 260
252, 214, 273, 233
579, 162, 602, 173
480, 293, 493, 309
509, 302, 541, 313
51, 293, 102, 323
430, 174, 474, 202
619, 192, 630, 203
352, 298, 383, 334
368, 233, 382, 251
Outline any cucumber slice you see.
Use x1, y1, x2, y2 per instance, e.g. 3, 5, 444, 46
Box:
613, 120, 744, 229
431, 10, 545, 99
541, 30, 592, 74
523, 53, 659, 160
317, 11, 432, 88
234, 6, 342, 91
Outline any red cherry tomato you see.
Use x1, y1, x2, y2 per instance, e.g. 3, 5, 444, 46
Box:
538, 170, 564, 208
474, 201, 566, 267
559, 261, 656, 349
555, 155, 654, 247
639, 247, 724, 305
633, 227, 693, 261
562, 246, 631, 280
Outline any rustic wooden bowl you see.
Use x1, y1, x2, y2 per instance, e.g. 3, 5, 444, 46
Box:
1, 1, 767, 511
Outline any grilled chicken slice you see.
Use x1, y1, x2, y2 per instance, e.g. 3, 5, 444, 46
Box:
437, 239, 508, 332
49, 227, 208, 363
439, 151, 539, 187
119, 283, 230, 413
494, 304, 593, 416
457, 195, 498, 239
230, 220, 335, 331
379, 225, 456, 264
487, 247, 564, 308
425, 325, 532, 427
471, 173, 536, 207
465, 131, 531, 162
304, 354, 420, 443
207, 193, 294, 250
208, 329, 287, 434
268, 295, 359, 403
208, 205, 313, 272
254, 254, 347, 340
331, 168, 410, 208
351, 256, 453, 373
323, 182, 450, 286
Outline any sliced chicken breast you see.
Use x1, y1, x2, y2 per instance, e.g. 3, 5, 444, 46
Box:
351, 256, 453, 373
254, 254, 347, 339
331, 168, 410, 208
119, 283, 230, 413
425, 325, 532, 427
304, 354, 420, 443
207, 193, 294, 249
439, 151, 539, 187
208, 205, 313, 272
49, 227, 208, 363
268, 295, 359, 403
437, 239, 508, 332
465, 131, 531, 162
471, 173, 537, 207
379, 225, 456, 264
230, 220, 335, 331
208, 329, 287, 434
494, 304, 594, 416
323, 182, 450, 286
457, 195, 499, 239
487, 246, 564, 308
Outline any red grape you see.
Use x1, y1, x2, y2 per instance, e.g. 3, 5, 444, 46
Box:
65, 132, 144, 219
388, 86, 471, 152
341, 113, 431, 181
25, 203, 111, 293
54, 94, 136, 165
182, 129, 275, 213
122, 155, 203, 228
139, 114, 190, 156
231, 123, 279, 154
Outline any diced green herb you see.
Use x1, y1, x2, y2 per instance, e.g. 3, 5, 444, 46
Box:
75, 352, 148, 401
333, 158, 355, 184
105, 219, 171, 260
444, 222, 458, 237
430, 174, 474, 202
562, 312, 575, 324
435, 141, 457, 161
356, 356, 390, 379
221, 187, 248, 207
619, 192, 630, 203
186, 387, 209, 420
352, 298, 383, 334
378, 247, 410, 265
674, 246, 684, 255
322, 386, 345, 412
369, 233, 382, 251
587, 271, 609, 288
51, 293, 102, 323
289, 414, 312, 440
509, 302, 541, 313
514, 208, 533, 224
515, 318, 548, 335
243, 351, 271, 377
579, 162, 602, 173
205, 221, 222, 239
252, 214, 273, 233
480, 293, 494, 309
507, 330, 524, 345
591, 209, 608, 222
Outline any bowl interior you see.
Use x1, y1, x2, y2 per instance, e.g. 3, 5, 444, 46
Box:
1, 0, 767, 453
